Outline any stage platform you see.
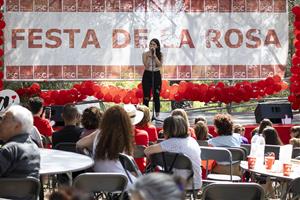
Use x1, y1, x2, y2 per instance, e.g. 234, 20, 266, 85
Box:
153, 110, 300, 145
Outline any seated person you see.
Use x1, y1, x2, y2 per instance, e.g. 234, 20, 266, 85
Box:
208, 114, 242, 147
194, 121, 211, 140
262, 127, 283, 145
28, 97, 53, 140
0, 105, 40, 178
144, 115, 202, 190
171, 109, 196, 139
251, 118, 273, 137
80, 106, 103, 139
136, 105, 158, 144
208, 114, 242, 176
52, 104, 83, 148
233, 124, 248, 144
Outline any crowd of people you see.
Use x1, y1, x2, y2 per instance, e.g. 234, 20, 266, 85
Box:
0, 96, 299, 199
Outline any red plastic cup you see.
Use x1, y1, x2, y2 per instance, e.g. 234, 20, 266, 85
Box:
247, 156, 256, 169
265, 156, 275, 170
283, 163, 292, 176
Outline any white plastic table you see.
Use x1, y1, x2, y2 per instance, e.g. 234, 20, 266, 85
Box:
40, 148, 94, 175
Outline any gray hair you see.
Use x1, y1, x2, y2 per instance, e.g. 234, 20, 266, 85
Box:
130, 173, 185, 200
8, 105, 33, 133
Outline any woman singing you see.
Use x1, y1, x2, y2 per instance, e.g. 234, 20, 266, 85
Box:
142, 38, 163, 117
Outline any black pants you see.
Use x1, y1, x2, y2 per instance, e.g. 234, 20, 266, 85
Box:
142, 70, 162, 113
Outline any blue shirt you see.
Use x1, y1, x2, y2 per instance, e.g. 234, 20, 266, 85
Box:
208, 133, 242, 147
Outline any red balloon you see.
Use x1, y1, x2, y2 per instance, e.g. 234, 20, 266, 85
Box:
104, 93, 113, 102
273, 75, 282, 83
288, 95, 297, 103
265, 77, 275, 85
292, 6, 300, 16
113, 95, 121, 104
95, 91, 104, 100
292, 102, 300, 110
137, 83, 143, 89
131, 97, 139, 104
123, 95, 131, 104
281, 82, 289, 90
0, 21, 4, 29
136, 89, 143, 98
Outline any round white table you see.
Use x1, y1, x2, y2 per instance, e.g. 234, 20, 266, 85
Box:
240, 160, 300, 181
40, 148, 94, 175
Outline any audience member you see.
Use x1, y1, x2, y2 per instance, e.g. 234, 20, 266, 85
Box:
144, 115, 202, 190
93, 105, 136, 185
136, 105, 158, 144
124, 105, 149, 172
290, 126, 300, 147
52, 104, 83, 148
208, 114, 242, 147
80, 106, 103, 138
251, 118, 273, 137
194, 116, 207, 124
171, 109, 196, 139
0, 105, 40, 178
194, 121, 210, 140
28, 97, 53, 139
129, 173, 185, 200
262, 127, 283, 145
233, 124, 249, 144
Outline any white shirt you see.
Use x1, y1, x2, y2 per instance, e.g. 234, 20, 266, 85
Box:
208, 133, 242, 147
160, 137, 202, 189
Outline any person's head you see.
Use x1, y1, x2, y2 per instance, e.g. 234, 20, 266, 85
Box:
124, 104, 144, 126
129, 173, 185, 200
28, 97, 44, 116
171, 109, 190, 127
258, 118, 273, 134
81, 106, 103, 130
62, 104, 80, 125
194, 121, 208, 140
290, 126, 300, 139
163, 115, 188, 139
136, 105, 151, 127
194, 116, 207, 125
95, 105, 133, 160
262, 126, 283, 145
149, 38, 162, 61
290, 138, 300, 148
213, 113, 233, 136
0, 105, 33, 141
233, 124, 245, 136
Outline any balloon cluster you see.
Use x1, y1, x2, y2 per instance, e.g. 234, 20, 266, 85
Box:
290, 5, 300, 110
16, 76, 287, 106
0, 0, 5, 90
160, 76, 287, 104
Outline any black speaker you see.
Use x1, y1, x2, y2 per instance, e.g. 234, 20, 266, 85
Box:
254, 103, 293, 124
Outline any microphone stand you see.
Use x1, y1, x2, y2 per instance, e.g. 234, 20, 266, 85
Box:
151, 49, 163, 122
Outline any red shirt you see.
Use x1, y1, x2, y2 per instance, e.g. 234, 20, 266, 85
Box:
34, 116, 53, 137
136, 124, 158, 143
134, 128, 149, 173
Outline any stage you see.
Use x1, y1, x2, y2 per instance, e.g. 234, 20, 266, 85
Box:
153, 110, 300, 145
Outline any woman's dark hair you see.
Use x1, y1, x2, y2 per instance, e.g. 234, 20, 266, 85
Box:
81, 107, 103, 130
213, 114, 233, 136
194, 121, 208, 140
150, 38, 162, 61
194, 116, 207, 125
95, 105, 133, 160
163, 116, 188, 139
291, 126, 300, 138
28, 97, 43, 114
258, 118, 273, 134
262, 127, 283, 145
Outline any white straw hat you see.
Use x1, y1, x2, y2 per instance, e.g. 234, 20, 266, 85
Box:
124, 104, 144, 125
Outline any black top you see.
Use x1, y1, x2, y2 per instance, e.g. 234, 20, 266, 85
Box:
0, 134, 40, 179
52, 125, 83, 148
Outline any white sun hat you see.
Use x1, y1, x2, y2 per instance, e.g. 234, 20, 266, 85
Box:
124, 104, 144, 125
